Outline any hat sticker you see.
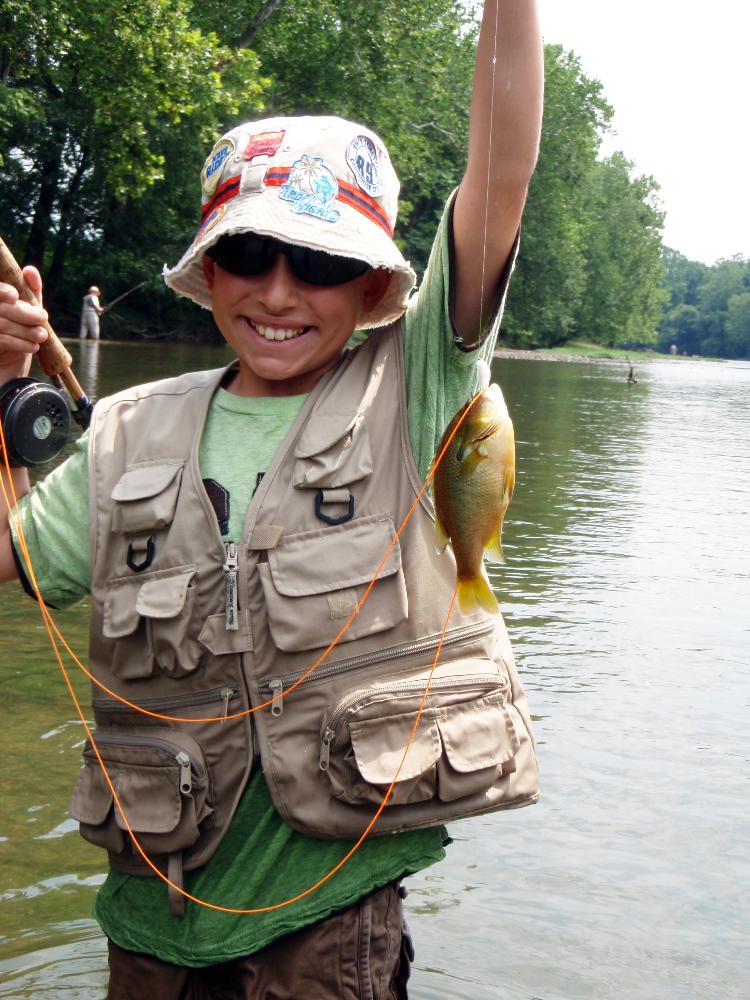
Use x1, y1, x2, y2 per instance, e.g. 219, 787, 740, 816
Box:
346, 135, 384, 197
201, 138, 235, 197
280, 154, 340, 223
244, 129, 286, 162
194, 203, 226, 242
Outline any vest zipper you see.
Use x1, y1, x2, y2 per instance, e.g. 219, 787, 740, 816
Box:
319, 675, 503, 771
259, 618, 496, 715
83, 733, 206, 785
223, 541, 239, 631
92, 686, 240, 716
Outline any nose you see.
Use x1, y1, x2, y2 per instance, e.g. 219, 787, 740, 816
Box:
254, 253, 300, 313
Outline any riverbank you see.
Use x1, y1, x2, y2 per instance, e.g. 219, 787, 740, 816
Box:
495, 339, 682, 364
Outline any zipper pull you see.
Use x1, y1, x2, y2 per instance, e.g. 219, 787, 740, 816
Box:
223, 541, 239, 631
176, 751, 192, 794
268, 678, 284, 717
319, 727, 335, 771
220, 687, 233, 724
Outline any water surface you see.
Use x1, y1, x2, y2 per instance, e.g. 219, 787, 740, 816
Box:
1, 343, 748, 998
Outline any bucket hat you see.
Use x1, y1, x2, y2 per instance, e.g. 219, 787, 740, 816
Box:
164, 115, 417, 329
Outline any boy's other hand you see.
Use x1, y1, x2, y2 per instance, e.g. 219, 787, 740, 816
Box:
0, 266, 48, 383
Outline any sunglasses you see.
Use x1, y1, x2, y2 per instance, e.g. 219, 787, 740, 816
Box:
206, 233, 371, 287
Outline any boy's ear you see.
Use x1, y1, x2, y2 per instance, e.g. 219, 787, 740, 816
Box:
202, 254, 215, 290
361, 268, 390, 312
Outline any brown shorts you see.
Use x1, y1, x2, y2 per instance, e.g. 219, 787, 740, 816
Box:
106, 882, 414, 1000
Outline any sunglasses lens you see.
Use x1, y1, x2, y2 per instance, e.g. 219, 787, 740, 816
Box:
289, 246, 371, 286
207, 234, 371, 286
207, 233, 274, 277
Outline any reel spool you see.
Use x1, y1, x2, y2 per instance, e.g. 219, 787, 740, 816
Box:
0, 377, 71, 467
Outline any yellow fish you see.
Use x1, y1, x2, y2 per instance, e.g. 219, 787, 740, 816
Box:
433, 382, 515, 614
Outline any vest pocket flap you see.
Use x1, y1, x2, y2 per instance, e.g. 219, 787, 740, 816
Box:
111, 463, 184, 534
293, 414, 372, 488
350, 712, 442, 785
268, 515, 401, 597
294, 412, 360, 459
103, 566, 196, 638
70, 763, 113, 825
436, 693, 520, 773
70, 758, 182, 833
136, 568, 195, 619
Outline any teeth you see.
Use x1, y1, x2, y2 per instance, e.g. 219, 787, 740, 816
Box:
254, 323, 306, 341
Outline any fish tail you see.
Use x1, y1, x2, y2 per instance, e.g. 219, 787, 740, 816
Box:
457, 574, 499, 615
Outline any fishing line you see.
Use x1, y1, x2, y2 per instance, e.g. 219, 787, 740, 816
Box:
2, 390, 484, 725
0, 405, 465, 912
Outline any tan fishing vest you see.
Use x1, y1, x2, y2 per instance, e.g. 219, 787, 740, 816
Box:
69, 324, 539, 899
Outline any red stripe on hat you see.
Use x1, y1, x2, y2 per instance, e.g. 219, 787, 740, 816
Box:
201, 177, 240, 218
264, 168, 393, 237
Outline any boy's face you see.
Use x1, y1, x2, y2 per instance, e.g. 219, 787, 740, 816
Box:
203, 252, 388, 397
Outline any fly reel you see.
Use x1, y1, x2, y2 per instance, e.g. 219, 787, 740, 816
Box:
0, 377, 72, 467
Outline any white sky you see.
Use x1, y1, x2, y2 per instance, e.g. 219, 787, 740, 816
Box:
537, 0, 750, 264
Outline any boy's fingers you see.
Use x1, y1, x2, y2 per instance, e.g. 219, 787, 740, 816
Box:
22, 265, 44, 308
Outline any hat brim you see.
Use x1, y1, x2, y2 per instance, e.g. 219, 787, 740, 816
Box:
163, 191, 416, 330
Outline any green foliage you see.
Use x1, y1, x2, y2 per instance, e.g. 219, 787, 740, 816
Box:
1, 3, 673, 348
658, 252, 750, 358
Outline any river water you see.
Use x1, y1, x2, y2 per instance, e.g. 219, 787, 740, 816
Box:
0, 342, 748, 999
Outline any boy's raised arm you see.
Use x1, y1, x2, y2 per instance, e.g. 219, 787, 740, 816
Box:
453, 0, 543, 344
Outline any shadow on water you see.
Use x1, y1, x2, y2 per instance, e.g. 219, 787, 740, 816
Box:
2, 347, 749, 998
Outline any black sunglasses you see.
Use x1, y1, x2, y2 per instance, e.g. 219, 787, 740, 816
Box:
206, 233, 371, 287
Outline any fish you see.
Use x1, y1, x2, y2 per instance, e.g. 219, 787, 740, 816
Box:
432, 381, 515, 614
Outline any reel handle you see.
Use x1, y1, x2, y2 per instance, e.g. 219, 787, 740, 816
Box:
0, 236, 91, 427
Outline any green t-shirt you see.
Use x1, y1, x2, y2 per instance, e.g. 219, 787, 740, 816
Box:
11, 195, 512, 965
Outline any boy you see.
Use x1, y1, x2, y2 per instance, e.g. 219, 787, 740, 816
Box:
0, 2, 543, 997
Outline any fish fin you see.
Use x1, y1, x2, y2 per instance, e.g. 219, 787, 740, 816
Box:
434, 514, 450, 554
458, 449, 483, 478
485, 531, 505, 565
457, 575, 499, 615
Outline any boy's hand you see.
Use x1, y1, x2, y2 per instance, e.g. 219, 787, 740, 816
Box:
0, 266, 48, 384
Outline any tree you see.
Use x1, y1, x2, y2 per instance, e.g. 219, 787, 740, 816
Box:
503, 45, 613, 346
0, 0, 265, 323
575, 153, 666, 346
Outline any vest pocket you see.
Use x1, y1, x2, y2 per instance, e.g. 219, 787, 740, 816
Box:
319, 669, 520, 808
110, 462, 184, 534
103, 565, 202, 678
69, 728, 212, 856
259, 513, 407, 652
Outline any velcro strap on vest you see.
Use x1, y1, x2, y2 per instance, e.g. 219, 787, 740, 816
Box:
248, 525, 284, 550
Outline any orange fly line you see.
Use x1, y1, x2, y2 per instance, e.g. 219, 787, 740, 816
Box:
0, 393, 482, 913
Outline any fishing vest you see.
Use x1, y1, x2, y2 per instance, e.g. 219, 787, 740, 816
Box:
69, 324, 539, 904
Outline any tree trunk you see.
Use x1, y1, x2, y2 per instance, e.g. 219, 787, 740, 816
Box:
24, 151, 62, 268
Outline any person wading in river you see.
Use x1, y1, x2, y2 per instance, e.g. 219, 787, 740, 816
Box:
80, 284, 104, 340
0, 3, 543, 996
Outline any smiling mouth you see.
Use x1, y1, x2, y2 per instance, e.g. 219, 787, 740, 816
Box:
252, 321, 311, 342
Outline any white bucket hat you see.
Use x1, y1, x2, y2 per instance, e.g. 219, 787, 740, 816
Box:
164, 115, 417, 329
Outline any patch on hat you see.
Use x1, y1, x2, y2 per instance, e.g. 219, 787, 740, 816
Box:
201, 139, 234, 197
194, 203, 226, 242
279, 154, 340, 223
244, 130, 286, 161
346, 135, 384, 197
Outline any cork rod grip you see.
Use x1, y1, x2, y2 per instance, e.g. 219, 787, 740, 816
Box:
0, 236, 85, 400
